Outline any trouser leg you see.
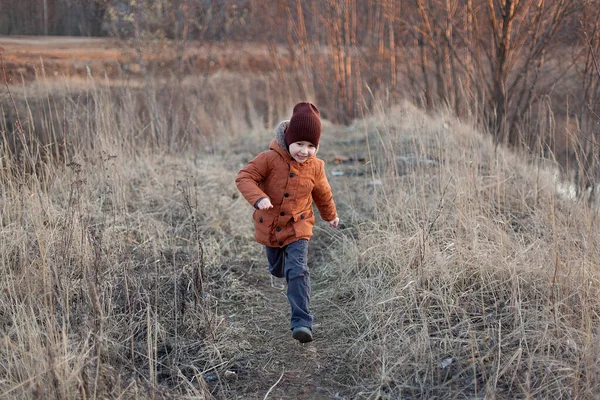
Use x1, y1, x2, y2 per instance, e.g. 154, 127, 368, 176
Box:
265, 246, 285, 278
284, 239, 312, 330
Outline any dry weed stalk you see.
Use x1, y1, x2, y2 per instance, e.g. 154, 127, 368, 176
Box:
176, 178, 205, 304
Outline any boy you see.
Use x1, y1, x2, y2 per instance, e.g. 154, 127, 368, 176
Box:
235, 102, 339, 343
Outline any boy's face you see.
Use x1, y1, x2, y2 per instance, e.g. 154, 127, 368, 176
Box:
289, 141, 317, 163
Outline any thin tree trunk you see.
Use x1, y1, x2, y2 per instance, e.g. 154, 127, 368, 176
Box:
388, 0, 397, 98
376, 2, 385, 59
43, 0, 48, 35
351, 0, 359, 113
465, 0, 474, 116
444, 0, 455, 110
327, 0, 345, 121
295, 0, 314, 99
420, 33, 433, 109
490, 0, 515, 144
344, 0, 353, 120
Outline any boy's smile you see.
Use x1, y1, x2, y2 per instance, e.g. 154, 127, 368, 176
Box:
289, 141, 317, 163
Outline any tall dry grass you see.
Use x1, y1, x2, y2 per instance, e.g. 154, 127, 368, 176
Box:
0, 74, 272, 399
317, 102, 600, 399
0, 64, 303, 173
1, 70, 600, 399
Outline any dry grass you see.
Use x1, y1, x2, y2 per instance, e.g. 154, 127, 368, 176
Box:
317, 103, 600, 399
0, 148, 252, 398
1, 71, 600, 399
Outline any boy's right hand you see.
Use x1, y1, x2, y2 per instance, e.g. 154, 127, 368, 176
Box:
257, 197, 273, 210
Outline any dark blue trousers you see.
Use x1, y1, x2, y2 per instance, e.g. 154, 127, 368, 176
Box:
265, 239, 313, 330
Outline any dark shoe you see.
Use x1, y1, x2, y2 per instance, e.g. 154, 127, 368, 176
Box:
292, 326, 313, 343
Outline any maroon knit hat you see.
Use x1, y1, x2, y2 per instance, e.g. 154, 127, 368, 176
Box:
285, 102, 322, 148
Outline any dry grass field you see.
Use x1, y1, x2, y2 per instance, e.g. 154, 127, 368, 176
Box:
0, 36, 284, 86
1, 37, 600, 399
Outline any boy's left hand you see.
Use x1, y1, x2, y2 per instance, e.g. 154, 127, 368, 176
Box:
327, 217, 340, 228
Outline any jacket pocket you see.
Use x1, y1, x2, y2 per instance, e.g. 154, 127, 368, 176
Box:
292, 209, 314, 222
253, 210, 275, 235
292, 209, 315, 238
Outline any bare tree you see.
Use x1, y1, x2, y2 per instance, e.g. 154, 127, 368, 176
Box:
573, 4, 600, 203
405, 0, 579, 147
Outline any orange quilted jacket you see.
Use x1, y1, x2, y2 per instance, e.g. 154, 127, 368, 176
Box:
235, 121, 337, 247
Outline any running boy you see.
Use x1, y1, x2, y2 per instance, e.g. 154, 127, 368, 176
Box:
235, 102, 339, 343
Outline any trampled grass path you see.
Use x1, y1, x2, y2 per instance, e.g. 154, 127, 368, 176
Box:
221, 250, 350, 399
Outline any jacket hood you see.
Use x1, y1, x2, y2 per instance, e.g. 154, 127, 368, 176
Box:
274, 120, 289, 150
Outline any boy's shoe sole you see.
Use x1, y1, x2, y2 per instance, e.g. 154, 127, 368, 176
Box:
292, 327, 313, 343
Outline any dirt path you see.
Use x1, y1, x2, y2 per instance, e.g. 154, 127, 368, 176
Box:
221, 257, 349, 399
208, 129, 365, 399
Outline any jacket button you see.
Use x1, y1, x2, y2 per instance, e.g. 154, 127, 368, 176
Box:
300, 214, 305, 219
289, 173, 295, 178
259, 217, 263, 223
276, 227, 281, 232
279, 241, 283, 246
284, 193, 289, 197
280, 212, 285, 216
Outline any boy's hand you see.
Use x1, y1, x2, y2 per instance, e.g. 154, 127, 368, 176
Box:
257, 197, 273, 210
327, 217, 340, 228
